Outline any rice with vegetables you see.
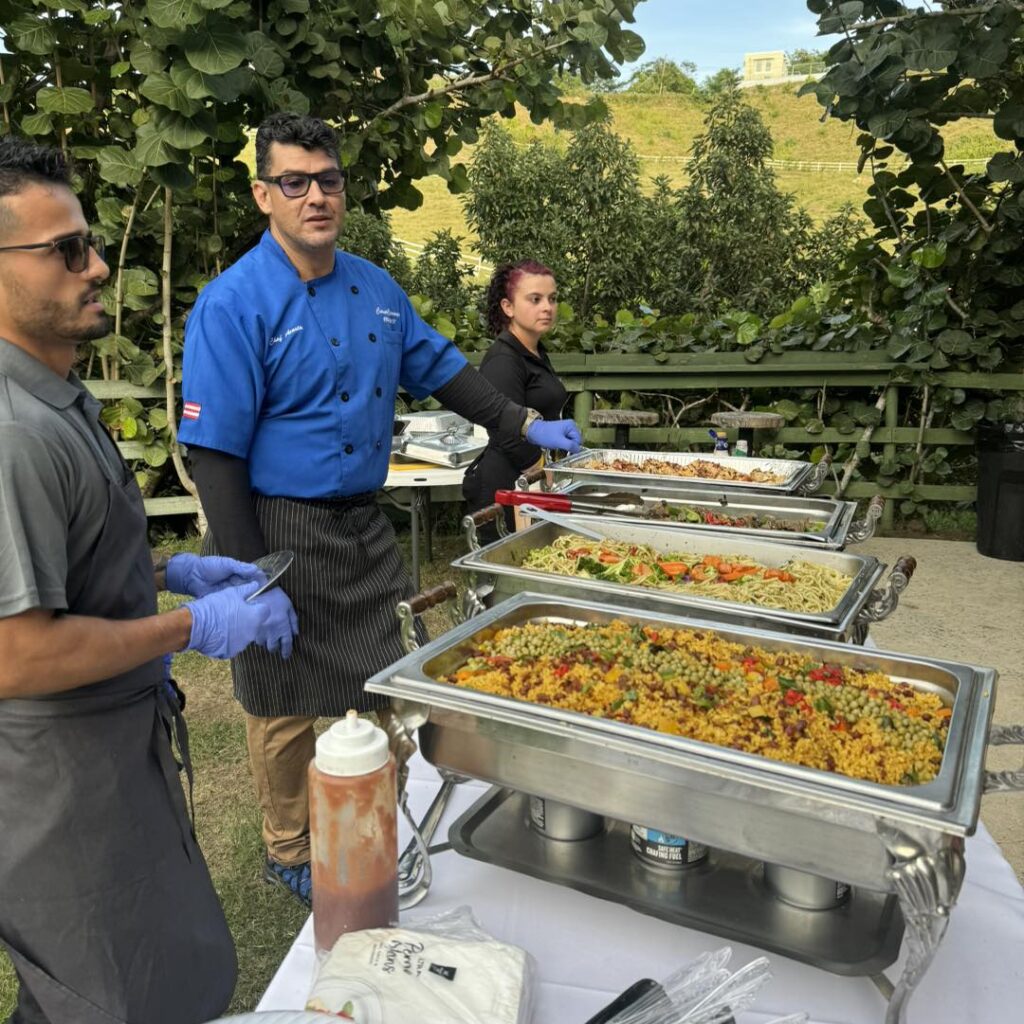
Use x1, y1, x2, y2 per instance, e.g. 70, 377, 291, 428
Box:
444, 620, 950, 786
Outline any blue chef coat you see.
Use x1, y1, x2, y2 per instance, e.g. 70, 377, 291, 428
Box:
178, 230, 467, 498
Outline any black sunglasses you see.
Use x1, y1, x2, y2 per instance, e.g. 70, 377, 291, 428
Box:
0, 233, 105, 273
259, 169, 347, 198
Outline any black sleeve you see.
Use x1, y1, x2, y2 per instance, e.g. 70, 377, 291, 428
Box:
187, 446, 268, 562
431, 364, 527, 445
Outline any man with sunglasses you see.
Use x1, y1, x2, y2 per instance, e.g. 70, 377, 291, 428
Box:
0, 136, 300, 1024
178, 111, 583, 907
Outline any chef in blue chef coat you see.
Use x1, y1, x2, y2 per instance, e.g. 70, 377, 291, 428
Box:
178, 111, 582, 908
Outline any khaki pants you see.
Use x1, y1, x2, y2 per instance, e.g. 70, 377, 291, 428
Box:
245, 713, 317, 867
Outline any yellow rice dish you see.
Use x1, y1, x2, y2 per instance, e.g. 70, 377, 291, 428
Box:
444, 620, 951, 786
521, 534, 853, 615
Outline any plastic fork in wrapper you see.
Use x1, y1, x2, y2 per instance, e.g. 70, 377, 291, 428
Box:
584, 946, 808, 1024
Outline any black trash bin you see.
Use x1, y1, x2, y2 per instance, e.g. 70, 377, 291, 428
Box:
975, 421, 1024, 561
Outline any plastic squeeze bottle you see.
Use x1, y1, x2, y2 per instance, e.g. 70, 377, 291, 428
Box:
309, 709, 399, 955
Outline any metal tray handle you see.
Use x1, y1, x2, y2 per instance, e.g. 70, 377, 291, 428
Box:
856, 555, 917, 625
515, 464, 548, 490
396, 581, 459, 653
798, 451, 832, 495
984, 724, 1024, 793
461, 503, 509, 551
846, 495, 885, 544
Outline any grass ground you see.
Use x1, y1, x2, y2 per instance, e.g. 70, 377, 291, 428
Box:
0, 529, 462, 1020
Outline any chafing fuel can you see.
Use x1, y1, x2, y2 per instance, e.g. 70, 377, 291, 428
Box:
763, 863, 851, 910
529, 796, 604, 841
630, 824, 708, 869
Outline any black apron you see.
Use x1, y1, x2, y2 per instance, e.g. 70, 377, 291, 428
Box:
206, 495, 425, 719
0, 443, 236, 1024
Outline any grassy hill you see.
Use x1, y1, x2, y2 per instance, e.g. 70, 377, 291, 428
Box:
387, 84, 1001, 248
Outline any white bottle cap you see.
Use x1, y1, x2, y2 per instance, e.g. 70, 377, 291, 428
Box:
315, 709, 390, 777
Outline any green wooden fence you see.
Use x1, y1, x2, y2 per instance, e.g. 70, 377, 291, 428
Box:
87, 351, 1024, 528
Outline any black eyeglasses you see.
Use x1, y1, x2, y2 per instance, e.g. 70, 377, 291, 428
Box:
0, 233, 105, 273
259, 170, 347, 198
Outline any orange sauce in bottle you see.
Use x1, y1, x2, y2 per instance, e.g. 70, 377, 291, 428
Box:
309, 710, 399, 954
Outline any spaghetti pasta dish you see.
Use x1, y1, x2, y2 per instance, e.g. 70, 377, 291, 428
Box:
520, 534, 851, 613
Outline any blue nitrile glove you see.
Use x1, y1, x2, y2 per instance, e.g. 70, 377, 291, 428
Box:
526, 417, 583, 454
185, 581, 272, 659
253, 588, 299, 660
166, 553, 265, 598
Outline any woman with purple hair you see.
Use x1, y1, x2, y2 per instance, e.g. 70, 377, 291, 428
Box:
462, 261, 570, 539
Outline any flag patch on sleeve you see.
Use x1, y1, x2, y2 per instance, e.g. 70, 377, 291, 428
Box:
182, 401, 202, 421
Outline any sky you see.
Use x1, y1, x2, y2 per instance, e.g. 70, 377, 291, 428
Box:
621, 0, 835, 79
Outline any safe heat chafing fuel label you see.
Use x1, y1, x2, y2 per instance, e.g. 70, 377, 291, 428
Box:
630, 825, 708, 866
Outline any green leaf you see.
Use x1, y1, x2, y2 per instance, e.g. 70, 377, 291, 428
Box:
867, 108, 908, 140
143, 444, 169, 468
130, 42, 167, 75
423, 101, 443, 129
994, 100, 1024, 142
20, 112, 55, 136
987, 152, 1024, 184
151, 163, 196, 190
245, 32, 285, 79
185, 24, 247, 74
134, 123, 184, 167
140, 73, 202, 114
735, 319, 760, 346
97, 147, 144, 187
936, 329, 972, 356
904, 21, 959, 72
148, 408, 169, 430
7, 15, 58, 56
804, 418, 825, 435
957, 36, 1007, 80
616, 30, 646, 64
886, 262, 918, 288
37, 86, 95, 116
911, 241, 946, 269
146, 0, 205, 30
121, 416, 139, 440
153, 108, 215, 149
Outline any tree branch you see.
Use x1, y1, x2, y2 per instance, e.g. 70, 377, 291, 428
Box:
369, 38, 569, 124
833, 1, 1016, 34
940, 158, 993, 233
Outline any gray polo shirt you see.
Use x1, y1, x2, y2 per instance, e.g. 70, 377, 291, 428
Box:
0, 337, 127, 619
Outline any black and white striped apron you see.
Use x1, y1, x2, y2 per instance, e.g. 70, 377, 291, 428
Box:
205, 494, 424, 718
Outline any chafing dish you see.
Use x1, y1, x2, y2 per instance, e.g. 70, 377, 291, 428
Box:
368, 591, 1022, 1024
492, 476, 884, 550
398, 425, 485, 467
452, 514, 913, 644
546, 448, 828, 494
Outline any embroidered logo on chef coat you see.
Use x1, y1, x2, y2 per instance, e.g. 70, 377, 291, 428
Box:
269, 325, 304, 345
375, 306, 400, 327
182, 401, 201, 421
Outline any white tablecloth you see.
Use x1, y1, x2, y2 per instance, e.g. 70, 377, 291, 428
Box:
257, 754, 1024, 1024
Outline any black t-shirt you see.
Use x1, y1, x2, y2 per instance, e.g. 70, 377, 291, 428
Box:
477, 330, 569, 471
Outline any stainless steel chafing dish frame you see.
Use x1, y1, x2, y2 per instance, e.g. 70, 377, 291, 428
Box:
452, 513, 911, 644
497, 476, 885, 550
546, 447, 828, 494
369, 591, 1022, 1024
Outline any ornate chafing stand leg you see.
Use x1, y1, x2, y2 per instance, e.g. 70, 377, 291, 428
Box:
846, 495, 886, 543
798, 451, 833, 494
877, 824, 966, 1024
